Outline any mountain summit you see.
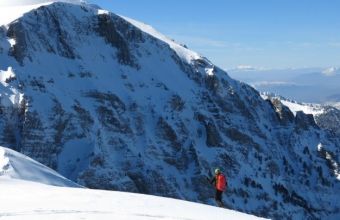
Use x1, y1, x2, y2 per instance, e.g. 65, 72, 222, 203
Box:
0, 2, 339, 219
0, 0, 85, 7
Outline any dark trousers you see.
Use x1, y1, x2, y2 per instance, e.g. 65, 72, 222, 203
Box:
215, 190, 223, 204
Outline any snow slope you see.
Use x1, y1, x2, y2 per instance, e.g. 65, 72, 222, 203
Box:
0, 179, 266, 220
280, 99, 324, 116
0, 146, 79, 187
331, 102, 340, 109
261, 93, 324, 116
0, 147, 265, 220
0, 4, 46, 26
0, 1, 85, 26
122, 16, 202, 64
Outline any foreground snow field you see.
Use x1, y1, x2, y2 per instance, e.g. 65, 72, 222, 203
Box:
0, 179, 266, 220
0, 146, 265, 220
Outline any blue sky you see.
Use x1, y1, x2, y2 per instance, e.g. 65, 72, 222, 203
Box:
89, 0, 340, 70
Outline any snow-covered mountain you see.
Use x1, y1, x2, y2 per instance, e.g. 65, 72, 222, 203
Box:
0, 1, 339, 219
262, 93, 340, 137
260, 93, 325, 116
0, 146, 264, 220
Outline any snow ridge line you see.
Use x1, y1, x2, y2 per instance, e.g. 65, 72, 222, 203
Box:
0, 148, 10, 175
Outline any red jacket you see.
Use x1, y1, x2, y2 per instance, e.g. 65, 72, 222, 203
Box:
212, 173, 227, 191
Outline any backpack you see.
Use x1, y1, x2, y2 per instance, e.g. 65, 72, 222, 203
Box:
216, 174, 227, 191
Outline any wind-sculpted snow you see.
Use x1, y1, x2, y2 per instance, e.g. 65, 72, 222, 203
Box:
0, 2, 339, 219
0, 146, 79, 187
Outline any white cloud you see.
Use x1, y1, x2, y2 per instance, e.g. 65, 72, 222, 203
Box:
235, 65, 258, 71
252, 81, 298, 87
228, 65, 267, 72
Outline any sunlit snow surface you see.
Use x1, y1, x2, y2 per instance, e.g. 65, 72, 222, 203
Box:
0, 1, 84, 25
0, 146, 265, 220
279, 100, 324, 116
0, 0, 83, 7
261, 94, 324, 116
123, 16, 217, 77
0, 181, 268, 220
0, 3, 47, 25
0, 67, 24, 106
122, 16, 201, 64
0, 146, 79, 187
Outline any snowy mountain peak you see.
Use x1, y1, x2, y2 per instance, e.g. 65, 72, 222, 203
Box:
0, 0, 212, 76
0, 0, 87, 26
122, 16, 203, 65
0, 0, 85, 7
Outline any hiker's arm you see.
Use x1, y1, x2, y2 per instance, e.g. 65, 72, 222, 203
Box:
210, 176, 216, 185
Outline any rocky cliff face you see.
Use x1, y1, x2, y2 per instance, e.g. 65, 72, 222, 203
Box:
0, 2, 339, 219
265, 94, 340, 141
314, 106, 340, 137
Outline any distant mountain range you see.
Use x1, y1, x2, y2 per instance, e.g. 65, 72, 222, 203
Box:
228, 67, 340, 105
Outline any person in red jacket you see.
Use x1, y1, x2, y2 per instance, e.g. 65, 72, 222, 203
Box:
209, 168, 227, 207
